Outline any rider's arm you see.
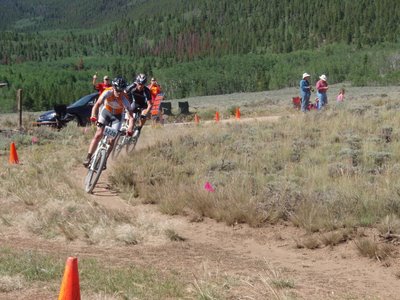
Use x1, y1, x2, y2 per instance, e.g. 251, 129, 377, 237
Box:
92, 74, 97, 87
142, 89, 153, 115
127, 111, 134, 134
144, 99, 152, 114
125, 82, 137, 94
91, 92, 106, 119
122, 96, 134, 134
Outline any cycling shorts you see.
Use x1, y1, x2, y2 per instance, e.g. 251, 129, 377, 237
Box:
98, 107, 123, 131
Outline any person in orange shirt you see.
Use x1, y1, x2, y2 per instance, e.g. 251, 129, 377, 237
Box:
147, 77, 163, 125
148, 77, 162, 101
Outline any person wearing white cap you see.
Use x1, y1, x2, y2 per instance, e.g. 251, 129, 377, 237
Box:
299, 73, 312, 112
316, 74, 329, 110
92, 73, 112, 95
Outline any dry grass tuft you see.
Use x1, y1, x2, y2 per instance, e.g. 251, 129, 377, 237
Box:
354, 238, 396, 261
165, 229, 186, 241
320, 228, 354, 247
294, 235, 321, 250
188, 262, 236, 299
242, 260, 295, 299
377, 214, 400, 235
115, 224, 139, 245
0, 275, 24, 292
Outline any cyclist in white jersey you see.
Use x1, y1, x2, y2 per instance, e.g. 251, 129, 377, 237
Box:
83, 77, 134, 167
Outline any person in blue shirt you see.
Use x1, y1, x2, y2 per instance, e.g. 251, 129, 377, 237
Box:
299, 73, 313, 112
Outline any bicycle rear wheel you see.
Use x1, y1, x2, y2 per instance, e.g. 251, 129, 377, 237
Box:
84, 148, 107, 193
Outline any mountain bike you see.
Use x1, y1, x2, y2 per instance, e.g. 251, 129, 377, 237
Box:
84, 126, 118, 193
111, 112, 141, 159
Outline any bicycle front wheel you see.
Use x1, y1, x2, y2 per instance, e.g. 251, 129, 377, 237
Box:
84, 148, 107, 193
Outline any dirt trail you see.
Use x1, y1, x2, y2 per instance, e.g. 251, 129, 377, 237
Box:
81, 175, 400, 299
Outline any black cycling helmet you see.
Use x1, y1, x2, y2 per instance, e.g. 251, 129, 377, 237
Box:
112, 76, 127, 92
135, 73, 147, 85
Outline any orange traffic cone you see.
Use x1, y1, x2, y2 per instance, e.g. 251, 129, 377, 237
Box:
58, 257, 81, 300
9, 142, 19, 164
235, 107, 241, 120
215, 111, 220, 122
194, 113, 200, 124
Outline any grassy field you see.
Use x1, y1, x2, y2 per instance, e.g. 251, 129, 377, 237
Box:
115, 94, 400, 230
1, 84, 400, 298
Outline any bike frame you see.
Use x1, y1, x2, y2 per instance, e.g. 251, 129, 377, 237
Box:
84, 126, 118, 193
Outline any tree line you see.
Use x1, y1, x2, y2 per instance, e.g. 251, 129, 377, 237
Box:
0, 0, 399, 112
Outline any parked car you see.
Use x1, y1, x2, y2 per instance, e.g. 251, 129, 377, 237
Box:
36, 92, 99, 127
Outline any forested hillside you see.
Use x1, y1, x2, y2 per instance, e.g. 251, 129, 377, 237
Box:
0, 0, 148, 30
0, 0, 399, 112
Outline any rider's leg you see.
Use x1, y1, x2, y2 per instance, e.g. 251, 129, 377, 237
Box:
101, 137, 116, 170
104, 115, 123, 169
83, 126, 104, 166
107, 138, 116, 157
109, 114, 123, 153
134, 114, 147, 137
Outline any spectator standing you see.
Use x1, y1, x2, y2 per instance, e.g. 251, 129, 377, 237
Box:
316, 74, 329, 110
148, 77, 162, 101
300, 73, 312, 112
92, 73, 112, 95
148, 77, 163, 125
336, 88, 345, 102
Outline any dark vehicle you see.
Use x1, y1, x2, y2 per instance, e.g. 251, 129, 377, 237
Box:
36, 92, 99, 127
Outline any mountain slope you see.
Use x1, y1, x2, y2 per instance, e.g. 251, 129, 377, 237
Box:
0, 0, 399, 111
0, 0, 152, 30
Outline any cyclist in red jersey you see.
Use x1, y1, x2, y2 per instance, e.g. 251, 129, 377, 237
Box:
83, 77, 134, 168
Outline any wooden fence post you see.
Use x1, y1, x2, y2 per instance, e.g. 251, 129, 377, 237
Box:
17, 89, 23, 129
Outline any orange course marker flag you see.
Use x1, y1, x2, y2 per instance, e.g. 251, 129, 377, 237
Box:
194, 113, 200, 124
215, 111, 220, 122
235, 107, 241, 119
58, 257, 81, 300
9, 142, 19, 164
